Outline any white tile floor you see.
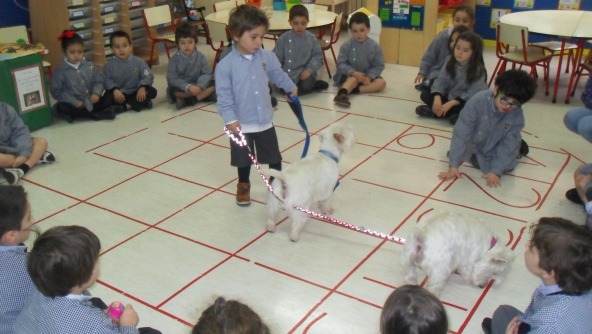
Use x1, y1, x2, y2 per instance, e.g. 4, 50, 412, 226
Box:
17, 30, 591, 333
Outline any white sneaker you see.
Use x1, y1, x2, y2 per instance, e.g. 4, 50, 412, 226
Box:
38, 151, 56, 164
3, 168, 25, 185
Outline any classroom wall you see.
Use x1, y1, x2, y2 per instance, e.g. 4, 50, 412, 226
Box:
475, 0, 592, 41
0, 0, 30, 28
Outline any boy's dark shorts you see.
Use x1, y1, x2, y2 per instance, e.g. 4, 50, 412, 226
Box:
338, 75, 384, 92
230, 126, 282, 168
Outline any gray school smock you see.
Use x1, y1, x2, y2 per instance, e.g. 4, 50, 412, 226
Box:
449, 90, 523, 176
431, 56, 488, 103
166, 50, 213, 92
103, 54, 154, 94
273, 30, 323, 84
333, 37, 385, 86
419, 28, 452, 81
0, 102, 32, 157
50, 59, 104, 107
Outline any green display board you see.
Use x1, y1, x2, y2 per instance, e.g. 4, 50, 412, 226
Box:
378, 0, 425, 30
0, 53, 53, 131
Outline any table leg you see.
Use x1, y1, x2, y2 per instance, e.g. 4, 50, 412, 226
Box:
551, 39, 566, 103
565, 39, 586, 104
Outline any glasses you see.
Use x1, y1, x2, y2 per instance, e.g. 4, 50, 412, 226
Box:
500, 96, 521, 110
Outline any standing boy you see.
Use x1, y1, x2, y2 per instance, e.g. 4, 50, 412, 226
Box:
482, 217, 592, 334
333, 11, 386, 107
13, 225, 161, 334
0, 185, 36, 333
273, 4, 328, 95
216, 5, 297, 206
103, 31, 158, 112
438, 69, 537, 188
166, 22, 215, 110
0, 102, 55, 185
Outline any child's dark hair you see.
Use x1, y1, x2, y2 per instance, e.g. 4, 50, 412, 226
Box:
59, 30, 84, 53
228, 5, 269, 39
494, 69, 537, 104
110, 30, 132, 46
380, 285, 448, 334
192, 297, 270, 334
448, 25, 470, 52
0, 185, 27, 238
446, 31, 485, 84
289, 4, 309, 21
27, 225, 101, 298
529, 217, 592, 295
453, 5, 475, 25
349, 11, 370, 29
175, 22, 198, 44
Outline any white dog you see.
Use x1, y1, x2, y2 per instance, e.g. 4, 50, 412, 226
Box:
401, 211, 514, 296
263, 123, 355, 242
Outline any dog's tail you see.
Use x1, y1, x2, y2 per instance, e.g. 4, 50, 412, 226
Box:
258, 168, 286, 182
402, 233, 424, 266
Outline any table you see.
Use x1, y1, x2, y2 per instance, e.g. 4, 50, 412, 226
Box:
205, 7, 337, 35
499, 10, 592, 104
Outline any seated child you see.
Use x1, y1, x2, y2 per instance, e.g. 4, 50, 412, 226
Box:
192, 297, 270, 334
380, 285, 448, 334
166, 22, 215, 110
438, 69, 537, 188
13, 225, 161, 334
415, 31, 488, 125
564, 163, 592, 230
482, 217, 592, 334
51, 30, 121, 122
103, 30, 158, 112
415, 5, 474, 91
0, 102, 55, 184
333, 11, 386, 107
216, 5, 297, 206
273, 4, 328, 95
0, 185, 36, 333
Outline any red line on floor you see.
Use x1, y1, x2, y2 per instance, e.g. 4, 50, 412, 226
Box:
536, 154, 571, 211
456, 280, 494, 333
302, 312, 327, 333
254, 262, 332, 290
85, 127, 149, 153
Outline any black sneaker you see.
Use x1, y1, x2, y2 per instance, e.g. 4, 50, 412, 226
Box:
415, 105, 436, 118
38, 151, 56, 164
313, 80, 329, 91
271, 97, 278, 108
565, 188, 584, 205
481, 318, 492, 334
333, 94, 351, 107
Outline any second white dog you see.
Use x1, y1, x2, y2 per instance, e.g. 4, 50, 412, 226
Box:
401, 211, 515, 296
263, 123, 355, 241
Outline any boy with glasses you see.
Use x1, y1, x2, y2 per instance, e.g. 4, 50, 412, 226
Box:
438, 69, 537, 188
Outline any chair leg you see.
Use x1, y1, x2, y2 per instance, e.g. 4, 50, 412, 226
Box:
149, 42, 156, 67
330, 46, 337, 64
322, 52, 331, 79
164, 43, 172, 59
488, 58, 503, 86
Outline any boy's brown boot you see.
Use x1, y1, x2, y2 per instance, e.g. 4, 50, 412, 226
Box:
236, 182, 251, 206
333, 94, 351, 107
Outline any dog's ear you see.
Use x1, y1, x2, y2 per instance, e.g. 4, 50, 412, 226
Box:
333, 133, 345, 144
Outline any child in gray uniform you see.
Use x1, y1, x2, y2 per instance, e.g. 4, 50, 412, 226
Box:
51, 30, 120, 122
333, 12, 386, 108
438, 69, 537, 188
414, 5, 474, 91
273, 5, 328, 95
103, 31, 157, 112
166, 22, 215, 110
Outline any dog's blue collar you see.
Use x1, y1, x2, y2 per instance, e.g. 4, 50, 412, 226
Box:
319, 150, 338, 163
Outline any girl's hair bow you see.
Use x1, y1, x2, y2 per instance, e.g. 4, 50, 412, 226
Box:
57, 30, 76, 41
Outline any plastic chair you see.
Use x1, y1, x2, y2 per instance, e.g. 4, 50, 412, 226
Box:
205, 20, 231, 71
488, 22, 554, 95
142, 5, 178, 67
317, 12, 343, 78
177, 0, 209, 43
0, 25, 52, 77
566, 45, 592, 102
529, 40, 578, 74
213, 1, 237, 12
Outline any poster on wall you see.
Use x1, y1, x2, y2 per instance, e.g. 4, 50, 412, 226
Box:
477, 0, 491, 6
378, 0, 424, 30
11, 65, 47, 113
558, 0, 581, 10
514, 0, 534, 8
490, 8, 511, 28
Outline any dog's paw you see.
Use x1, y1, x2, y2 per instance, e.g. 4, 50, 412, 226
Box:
289, 232, 301, 242
266, 220, 277, 233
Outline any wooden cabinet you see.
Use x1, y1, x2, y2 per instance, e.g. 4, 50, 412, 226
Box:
367, 0, 475, 66
29, 0, 160, 71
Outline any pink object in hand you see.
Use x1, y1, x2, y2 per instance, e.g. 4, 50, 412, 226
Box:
107, 302, 125, 319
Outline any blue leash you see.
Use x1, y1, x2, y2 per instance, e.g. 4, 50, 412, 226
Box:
286, 94, 310, 158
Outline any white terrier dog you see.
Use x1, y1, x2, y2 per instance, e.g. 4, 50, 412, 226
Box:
263, 123, 355, 242
401, 211, 514, 296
